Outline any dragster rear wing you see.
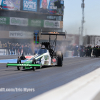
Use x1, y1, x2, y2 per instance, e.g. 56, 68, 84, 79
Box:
40, 32, 66, 36
40, 31, 66, 48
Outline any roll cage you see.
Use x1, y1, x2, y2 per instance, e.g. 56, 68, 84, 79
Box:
40, 32, 66, 57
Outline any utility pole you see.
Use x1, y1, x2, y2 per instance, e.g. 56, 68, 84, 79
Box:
80, 0, 85, 45
79, 27, 81, 46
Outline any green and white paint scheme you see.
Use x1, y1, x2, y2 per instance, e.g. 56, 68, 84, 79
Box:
6, 49, 51, 70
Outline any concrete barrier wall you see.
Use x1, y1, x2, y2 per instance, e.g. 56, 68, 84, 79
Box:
65, 51, 73, 57
0, 49, 74, 57
0, 49, 17, 55
0, 49, 7, 55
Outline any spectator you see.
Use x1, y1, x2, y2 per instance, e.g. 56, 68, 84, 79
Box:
10, 43, 13, 55
13, 43, 16, 55
19, 44, 22, 55
16, 43, 19, 55
7, 42, 9, 54
4, 43, 7, 55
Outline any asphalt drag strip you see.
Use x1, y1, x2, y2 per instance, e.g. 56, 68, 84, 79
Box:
0, 57, 100, 100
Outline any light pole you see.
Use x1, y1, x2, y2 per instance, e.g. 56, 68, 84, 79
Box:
79, 27, 81, 46
80, 0, 85, 45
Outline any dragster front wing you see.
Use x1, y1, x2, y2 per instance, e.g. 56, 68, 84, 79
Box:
6, 63, 40, 67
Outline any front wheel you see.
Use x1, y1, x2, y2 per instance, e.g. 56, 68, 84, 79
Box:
33, 67, 36, 71
17, 58, 21, 70
32, 58, 36, 71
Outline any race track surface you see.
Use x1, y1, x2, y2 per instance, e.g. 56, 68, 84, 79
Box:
0, 56, 100, 100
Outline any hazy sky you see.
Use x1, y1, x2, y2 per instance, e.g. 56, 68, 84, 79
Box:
63, 0, 100, 36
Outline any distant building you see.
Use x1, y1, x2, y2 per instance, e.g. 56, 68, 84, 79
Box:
83, 35, 100, 46
0, 0, 64, 44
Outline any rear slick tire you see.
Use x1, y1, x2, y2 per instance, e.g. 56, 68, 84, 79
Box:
56, 51, 62, 67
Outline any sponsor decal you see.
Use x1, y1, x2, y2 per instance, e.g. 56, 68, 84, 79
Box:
39, 0, 64, 15
0, 15, 62, 29
10, 17, 28, 26
0, 17, 9, 24
44, 20, 60, 28
2, 0, 20, 10
9, 31, 33, 38
29, 19, 44, 27
44, 55, 49, 60
25, 56, 33, 59
44, 61, 49, 65
47, 16, 62, 21
19, 64, 31, 66
52, 58, 56, 62
23, 0, 37, 12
